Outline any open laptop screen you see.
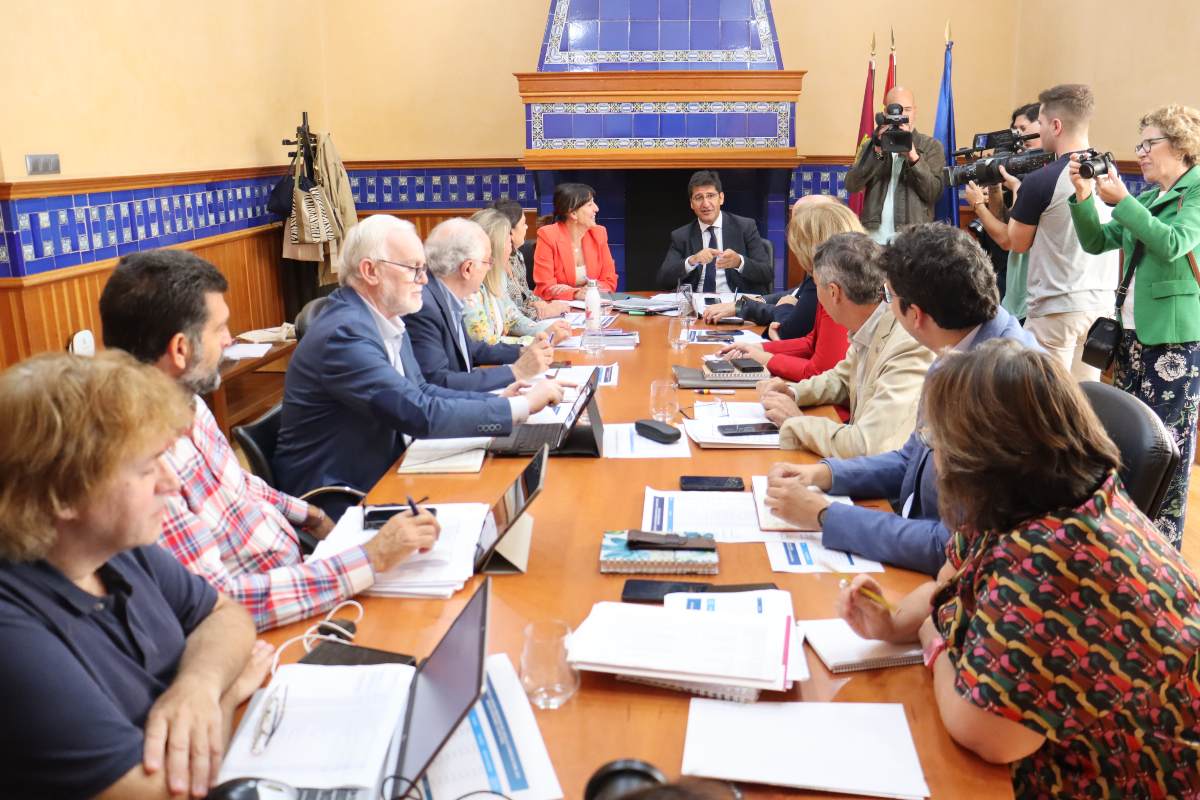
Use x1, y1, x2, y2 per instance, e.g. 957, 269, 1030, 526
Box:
395, 578, 490, 788
473, 445, 549, 572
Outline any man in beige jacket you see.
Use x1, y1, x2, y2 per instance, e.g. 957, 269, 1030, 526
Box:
758, 232, 934, 458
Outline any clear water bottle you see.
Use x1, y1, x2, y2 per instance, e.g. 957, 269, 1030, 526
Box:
582, 279, 604, 356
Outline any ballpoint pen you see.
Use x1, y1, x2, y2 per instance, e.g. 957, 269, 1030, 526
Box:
695, 389, 735, 395
820, 560, 897, 612
406, 494, 429, 516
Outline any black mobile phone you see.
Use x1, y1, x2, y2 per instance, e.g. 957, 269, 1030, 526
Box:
680, 475, 745, 492
715, 316, 746, 325
620, 579, 780, 603
716, 422, 779, 436
362, 504, 436, 529
706, 360, 736, 373
703, 297, 719, 305
731, 358, 765, 372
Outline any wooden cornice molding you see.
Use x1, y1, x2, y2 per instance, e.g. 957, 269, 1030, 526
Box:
515, 70, 806, 102
0, 166, 290, 200
343, 158, 525, 170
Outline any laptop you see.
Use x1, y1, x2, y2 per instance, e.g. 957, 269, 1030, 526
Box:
488, 369, 604, 457
296, 578, 491, 800
473, 445, 549, 573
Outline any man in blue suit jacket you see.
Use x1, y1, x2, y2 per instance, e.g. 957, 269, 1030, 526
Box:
764, 223, 1040, 575
274, 215, 563, 498
406, 217, 553, 392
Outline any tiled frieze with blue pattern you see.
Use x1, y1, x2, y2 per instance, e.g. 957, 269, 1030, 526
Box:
528, 100, 794, 151
346, 167, 534, 211
0, 176, 279, 278
538, 0, 782, 71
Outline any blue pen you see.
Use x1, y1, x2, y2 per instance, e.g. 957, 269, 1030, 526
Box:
406, 494, 422, 516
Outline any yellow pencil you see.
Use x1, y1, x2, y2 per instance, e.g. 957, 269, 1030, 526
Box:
820, 560, 897, 612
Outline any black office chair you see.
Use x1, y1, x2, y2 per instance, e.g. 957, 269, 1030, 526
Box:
295, 296, 329, 341
518, 239, 537, 289
233, 404, 365, 554
1080, 381, 1179, 519
762, 238, 775, 291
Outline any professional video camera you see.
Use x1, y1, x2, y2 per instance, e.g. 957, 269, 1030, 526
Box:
1076, 148, 1117, 179
873, 103, 913, 155
943, 126, 1053, 188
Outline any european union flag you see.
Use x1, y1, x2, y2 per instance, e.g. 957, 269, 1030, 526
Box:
932, 40, 958, 227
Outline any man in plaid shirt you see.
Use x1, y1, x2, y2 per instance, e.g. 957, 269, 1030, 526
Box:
99, 250, 440, 631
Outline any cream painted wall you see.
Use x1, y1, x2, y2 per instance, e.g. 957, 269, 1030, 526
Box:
0, 0, 328, 181
1012, 0, 1200, 160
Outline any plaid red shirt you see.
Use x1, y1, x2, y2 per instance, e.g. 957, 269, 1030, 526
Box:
159, 398, 374, 631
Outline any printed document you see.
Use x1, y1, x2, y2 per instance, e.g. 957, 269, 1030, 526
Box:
603, 424, 692, 459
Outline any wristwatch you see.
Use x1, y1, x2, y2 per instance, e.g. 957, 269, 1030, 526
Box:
922, 633, 947, 669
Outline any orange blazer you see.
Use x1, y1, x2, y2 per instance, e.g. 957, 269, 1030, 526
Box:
532, 222, 618, 300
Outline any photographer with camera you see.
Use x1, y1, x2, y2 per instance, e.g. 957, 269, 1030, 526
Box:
845, 87, 946, 244
1002, 84, 1118, 380
963, 102, 1042, 321
1066, 104, 1200, 547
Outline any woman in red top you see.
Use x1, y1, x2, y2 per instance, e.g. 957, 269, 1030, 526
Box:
532, 183, 618, 300
720, 202, 863, 382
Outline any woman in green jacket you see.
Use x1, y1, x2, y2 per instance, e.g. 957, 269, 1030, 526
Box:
1068, 104, 1200, 547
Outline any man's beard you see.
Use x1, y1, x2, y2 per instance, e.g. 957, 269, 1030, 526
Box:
180, 353, 221, 395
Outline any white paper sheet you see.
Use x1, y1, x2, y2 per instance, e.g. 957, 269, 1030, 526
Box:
219, 663, 414, 790
641, 489, 766, 543
692, 401, 768, 420
398, 438, 490, 473
682, 699, 930, 799
764, 539, 884, 574
603, 423, 692, 458
750, 475, 852, 532
222, 342, 272, 359
682, 418, 780, 449
421, 654, 563, 800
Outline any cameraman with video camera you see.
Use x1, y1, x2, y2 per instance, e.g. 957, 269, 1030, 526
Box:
964, 103, 1041, 321
845, 87, 946, 244
1001, 84, 1119, 380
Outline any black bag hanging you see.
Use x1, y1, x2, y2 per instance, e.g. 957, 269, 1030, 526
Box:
267, 153, 300, 217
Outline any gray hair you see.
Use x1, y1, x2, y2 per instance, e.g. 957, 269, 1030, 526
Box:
339, 215, 418, 287
424, 218, 488, 279
811, 232, 885, 305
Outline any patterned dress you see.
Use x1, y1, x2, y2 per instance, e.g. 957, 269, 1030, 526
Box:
932, 471, 1200, 799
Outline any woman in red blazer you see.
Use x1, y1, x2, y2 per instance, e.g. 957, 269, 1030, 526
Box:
532, 183, 618, 300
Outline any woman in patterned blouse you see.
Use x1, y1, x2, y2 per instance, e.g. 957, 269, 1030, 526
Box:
462, 209, 571, 346
839, 339, 1200, 799
489, 199, 571, 321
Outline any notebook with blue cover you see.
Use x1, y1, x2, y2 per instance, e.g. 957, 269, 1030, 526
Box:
599, 531, 719, 575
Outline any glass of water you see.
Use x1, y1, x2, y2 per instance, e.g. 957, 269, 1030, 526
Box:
520, 620, 579, 710
668, 316, 691, 351
650, 378, 680, 422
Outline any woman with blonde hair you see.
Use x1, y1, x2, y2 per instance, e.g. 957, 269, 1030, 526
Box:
838, 340, 1200, 798
462, 209, 571, 346
1068, 103, 1200, 546
718, 200, 863, 382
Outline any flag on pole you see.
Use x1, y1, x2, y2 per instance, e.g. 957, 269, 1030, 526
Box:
847, 39, 876, 217
932, 26, 958, 227
883, 28, 897, 97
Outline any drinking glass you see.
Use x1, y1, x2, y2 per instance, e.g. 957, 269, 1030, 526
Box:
650, 378, 680, 423
667, 316, 691, 351
520, 620, 579, 710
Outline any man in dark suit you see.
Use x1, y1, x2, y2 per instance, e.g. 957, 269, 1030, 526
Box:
763, 223, 1041, 575
656, 169, 773, 294
406, 217, 553, 391
274, 215, 563, 497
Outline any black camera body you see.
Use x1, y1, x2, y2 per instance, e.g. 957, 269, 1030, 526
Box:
944, 148, 1056, 188
1077, 148, 1116, 179
873, 103, 913, 155
971, 128, 1036, 154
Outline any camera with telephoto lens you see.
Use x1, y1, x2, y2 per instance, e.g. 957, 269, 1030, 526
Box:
1077, 148, 1116, 179
943, 126, 1052, 187
872, 103, 913, 155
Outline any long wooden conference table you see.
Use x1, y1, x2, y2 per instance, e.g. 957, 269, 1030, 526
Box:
263, 312, 1013, 799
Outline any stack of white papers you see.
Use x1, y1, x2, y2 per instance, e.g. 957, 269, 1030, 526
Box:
682, 699, 930, 799
222, 342, 273, 360
309, 504, 489, 597
219, 663, 415, 790
553, 331, 639, 351
562, 312, 617, 328
540, 364, 619, 387
398, 438, 490, 474
568, 602, 796, 698
682, 419, 779, 449
750, 475, 851, 531
799, 619, 923, 673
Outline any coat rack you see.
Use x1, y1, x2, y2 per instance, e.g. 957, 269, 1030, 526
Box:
283, 111, 318, 180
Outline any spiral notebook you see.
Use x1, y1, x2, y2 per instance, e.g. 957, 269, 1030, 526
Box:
800, 618, 923, 673
617, 675, 760, 703
599, 531, 719, 575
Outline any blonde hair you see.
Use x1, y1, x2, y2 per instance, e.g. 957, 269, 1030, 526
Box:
786, 202, 864, 273
1140, 104, 1200, 167
0, 351, 193, 561
470, 208, 513, 296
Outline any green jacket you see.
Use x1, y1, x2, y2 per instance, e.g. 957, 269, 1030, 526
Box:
1069, 165, 1200, 346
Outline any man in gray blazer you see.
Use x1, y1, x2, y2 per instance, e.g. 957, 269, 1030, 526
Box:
656, 170, 773, 294
274, 215, 563, 497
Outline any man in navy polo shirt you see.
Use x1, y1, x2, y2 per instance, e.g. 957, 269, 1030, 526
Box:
0, 352, 269, 799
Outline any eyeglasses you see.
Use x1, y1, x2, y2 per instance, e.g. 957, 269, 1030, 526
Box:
881, 284, 896, 304
250, 684, 287, 755
1134, 137, 1168, 155
373, 257, 428, 282
472, 257, 494, 268
691, 192, 721, 204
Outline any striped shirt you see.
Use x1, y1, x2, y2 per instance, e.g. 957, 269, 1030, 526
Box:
159, 398, 374, 631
